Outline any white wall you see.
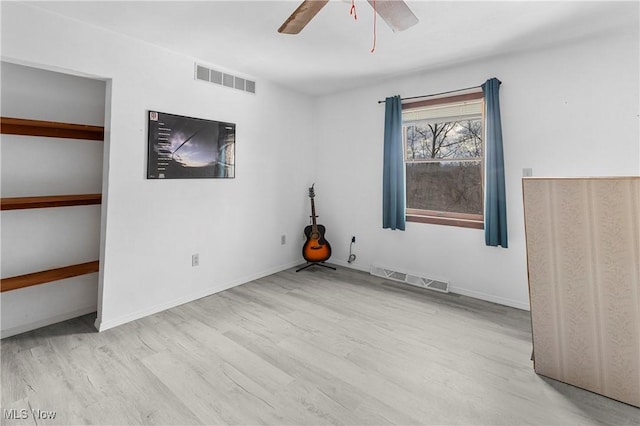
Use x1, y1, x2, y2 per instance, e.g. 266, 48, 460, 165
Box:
313, 26, 640, 310
1, 62, 106, 337
2, 3, 637, 335
1, 2, 315, 332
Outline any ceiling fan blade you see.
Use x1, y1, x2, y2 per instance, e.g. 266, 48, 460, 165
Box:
367, 0, 419, 32
278, 0, 330, 34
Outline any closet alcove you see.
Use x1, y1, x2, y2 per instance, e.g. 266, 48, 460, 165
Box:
1, 62, 107, 338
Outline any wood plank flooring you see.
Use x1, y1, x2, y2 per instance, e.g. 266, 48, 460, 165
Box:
2, 266, 639, 425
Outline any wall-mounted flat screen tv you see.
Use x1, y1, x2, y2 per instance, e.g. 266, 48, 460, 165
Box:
147, 110, 235, 179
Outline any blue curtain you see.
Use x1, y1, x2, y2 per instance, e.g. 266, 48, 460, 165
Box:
382, 95, 405, 231
482, 78, 508, 248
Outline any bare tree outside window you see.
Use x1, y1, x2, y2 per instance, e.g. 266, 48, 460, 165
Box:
403, 105, 484, 225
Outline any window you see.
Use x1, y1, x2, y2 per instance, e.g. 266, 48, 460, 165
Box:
402, 92, 484, 229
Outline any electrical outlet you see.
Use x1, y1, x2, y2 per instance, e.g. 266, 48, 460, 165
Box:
522, 168, 533, 177
281, 235, 286, 245
351, 236, 356, 243
192, 253, 199, 267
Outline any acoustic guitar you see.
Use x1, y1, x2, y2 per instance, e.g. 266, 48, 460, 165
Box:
302, 184, 331, 263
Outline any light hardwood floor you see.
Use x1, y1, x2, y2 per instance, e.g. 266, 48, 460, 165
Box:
2, 266, 639, 425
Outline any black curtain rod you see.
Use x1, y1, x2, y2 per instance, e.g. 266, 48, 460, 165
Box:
377, 85, 482, 104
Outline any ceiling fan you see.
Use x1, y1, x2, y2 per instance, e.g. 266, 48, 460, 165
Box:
278, 0, 419, 35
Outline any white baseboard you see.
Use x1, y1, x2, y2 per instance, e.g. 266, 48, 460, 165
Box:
1, 305, 97, 339
334, 261, 531, 312
327, 259, 370, 273
447, 285, 530, 311
95, 260, 301, 332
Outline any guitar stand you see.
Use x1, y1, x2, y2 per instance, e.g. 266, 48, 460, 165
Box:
296, 262, 337, 272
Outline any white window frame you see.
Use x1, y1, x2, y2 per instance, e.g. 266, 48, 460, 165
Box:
402, 91, 485, 229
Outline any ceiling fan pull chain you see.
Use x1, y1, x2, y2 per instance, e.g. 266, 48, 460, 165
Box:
370, 0, 377, 53
350, 0, 357, 20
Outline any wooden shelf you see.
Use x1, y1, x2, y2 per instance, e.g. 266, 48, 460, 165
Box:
1, 261, 99, 292
1, 194, 102, 211
1, 116, 103, 294
0, 117, 104, 141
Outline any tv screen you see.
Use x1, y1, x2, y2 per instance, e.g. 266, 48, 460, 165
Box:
147, 110, 235, 179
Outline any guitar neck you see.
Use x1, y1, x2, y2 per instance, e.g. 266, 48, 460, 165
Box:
310, 197, 318, 229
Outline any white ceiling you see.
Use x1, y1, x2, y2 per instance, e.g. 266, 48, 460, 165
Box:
30, 1, 639, 96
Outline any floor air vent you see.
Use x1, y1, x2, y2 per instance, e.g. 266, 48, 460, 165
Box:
370, 265, 449, 293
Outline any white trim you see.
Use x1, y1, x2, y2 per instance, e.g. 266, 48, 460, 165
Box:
327, 259, 370, 273
94, 260, 301, 332
334, 262, 530, 311
1, 305, 97, 339
448, 285, 530, 311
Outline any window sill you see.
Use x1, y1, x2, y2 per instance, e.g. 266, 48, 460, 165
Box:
406, 213, 484, 229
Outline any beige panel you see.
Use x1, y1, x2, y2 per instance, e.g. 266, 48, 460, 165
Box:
523, 177, 640, 408
524, 180, 563, 379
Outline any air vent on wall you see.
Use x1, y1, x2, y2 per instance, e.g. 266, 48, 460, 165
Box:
195, 63, 256, 94
370, 265, 449, 293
